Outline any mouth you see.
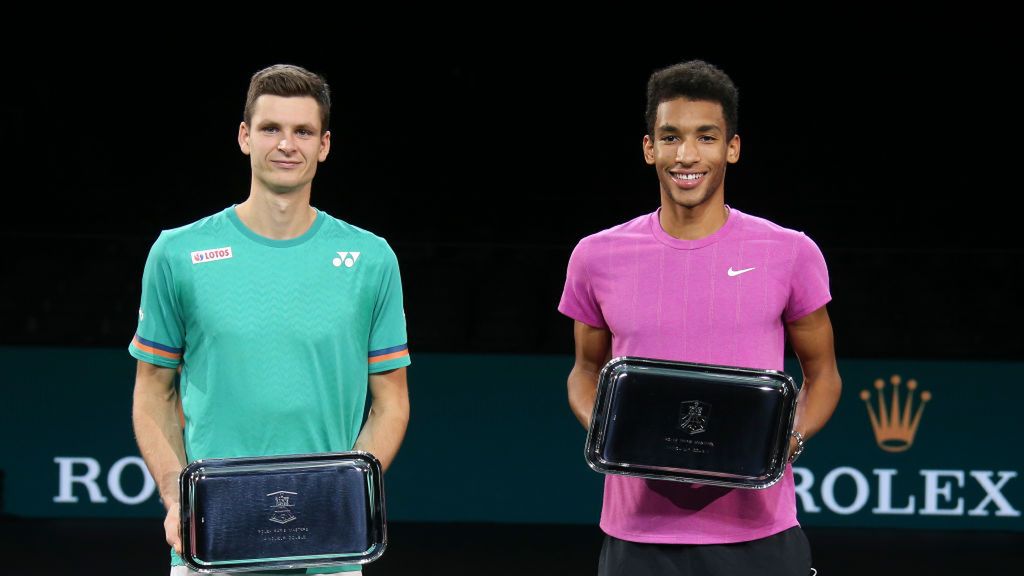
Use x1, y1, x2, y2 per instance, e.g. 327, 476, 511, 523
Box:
670, 171, 706, 189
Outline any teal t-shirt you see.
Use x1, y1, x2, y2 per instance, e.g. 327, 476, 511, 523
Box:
129, 206, 410, 572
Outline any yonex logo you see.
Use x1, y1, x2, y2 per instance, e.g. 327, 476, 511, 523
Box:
332, 251, 361, 268
191, 247, 233, 264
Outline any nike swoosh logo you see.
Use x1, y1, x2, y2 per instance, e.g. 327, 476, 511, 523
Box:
727, 266, 756, 277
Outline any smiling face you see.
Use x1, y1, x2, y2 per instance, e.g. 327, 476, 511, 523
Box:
238, 95, 331, 198
643, 97, 740, 212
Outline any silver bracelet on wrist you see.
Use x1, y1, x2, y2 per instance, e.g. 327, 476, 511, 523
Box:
789, 430, 805, 463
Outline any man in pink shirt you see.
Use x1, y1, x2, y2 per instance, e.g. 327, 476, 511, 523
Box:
559, 60, 842, 575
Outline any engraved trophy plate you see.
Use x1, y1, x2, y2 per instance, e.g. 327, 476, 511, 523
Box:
179, 451, 386, 572
585, 357, 798, 489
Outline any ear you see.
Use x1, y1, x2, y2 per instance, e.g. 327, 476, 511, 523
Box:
318, 131, 331, 162
726, 134, 741, 164
642, 135, 655, 165
238, 122, 251, 155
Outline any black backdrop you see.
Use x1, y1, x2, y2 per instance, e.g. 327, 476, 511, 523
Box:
2, 16, 1022, 576
3, 20, 1020, 360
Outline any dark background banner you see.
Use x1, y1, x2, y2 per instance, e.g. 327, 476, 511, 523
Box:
3, 348, 1019, 531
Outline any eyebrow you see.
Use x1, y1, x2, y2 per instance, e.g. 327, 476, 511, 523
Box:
658, 124, 723, 134
255, 120, 318, 132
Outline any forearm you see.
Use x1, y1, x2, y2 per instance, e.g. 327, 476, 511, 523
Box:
567, 367, 599, 430
353, 400, 409, 472
786, 306, 842, 454
567, 321, 612, 430
794, 366, 842, 441
132, 367, 187, 509
353, 368, 409, 472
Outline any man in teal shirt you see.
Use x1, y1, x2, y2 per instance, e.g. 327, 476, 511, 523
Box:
130, 64, 410, 575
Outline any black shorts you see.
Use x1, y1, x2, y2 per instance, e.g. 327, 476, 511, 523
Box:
598, 526, 813, 576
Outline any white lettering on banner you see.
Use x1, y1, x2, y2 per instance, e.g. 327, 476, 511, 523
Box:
793, 467, 821, 512
920, 470, 964, 515
107, 457, 156, 504
53, 457, 107, 503
53, 456, 157, 505
793, 467, 1021, 518
969, 471, 1021, 517
873, 469, 915, 515
820, 467, 870, 515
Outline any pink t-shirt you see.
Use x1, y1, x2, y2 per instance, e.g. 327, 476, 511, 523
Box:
559, 207, 831, 544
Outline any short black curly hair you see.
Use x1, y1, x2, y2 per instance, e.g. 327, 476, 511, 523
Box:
645, 60, 738, 140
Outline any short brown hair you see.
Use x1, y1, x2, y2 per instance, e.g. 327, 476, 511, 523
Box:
243, 64, 331, 133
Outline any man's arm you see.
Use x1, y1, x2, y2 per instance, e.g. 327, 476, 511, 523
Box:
786, 305, 842, 456
353, 367, 409, 472
131, 360, 187, 554
567, 320, 613, 430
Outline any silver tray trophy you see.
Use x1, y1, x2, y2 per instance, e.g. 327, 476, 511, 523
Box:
179, 451, 386, 573
586, 357, 799, 489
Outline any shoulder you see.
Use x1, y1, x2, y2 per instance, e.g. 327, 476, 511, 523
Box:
733, 209, 822, 251
149, 208, 234, 255
317, 211, 399, 262
733, 210, 829, 286
574, 212, 653, 251
733, 209, 806, 240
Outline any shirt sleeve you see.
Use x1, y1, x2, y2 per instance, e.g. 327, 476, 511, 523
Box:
558, 238, 607, 329
367, 243, 411, 373
128, 232, 185, 367
783, 232, 832, 323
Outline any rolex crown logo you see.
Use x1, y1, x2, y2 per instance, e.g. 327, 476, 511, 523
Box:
860, 375, 931, 452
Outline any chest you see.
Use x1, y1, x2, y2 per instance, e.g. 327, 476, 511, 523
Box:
592, 240, 794, 333
178, 245, 376, 341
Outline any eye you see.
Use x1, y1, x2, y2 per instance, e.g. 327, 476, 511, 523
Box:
262, 127, 279, 134
698, 135, 717, 143
296, 129, 315, 137
660, 135, 679, 143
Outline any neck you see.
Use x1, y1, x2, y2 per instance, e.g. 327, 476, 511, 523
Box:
658, 195, 729, 241
235, 191, 316, 240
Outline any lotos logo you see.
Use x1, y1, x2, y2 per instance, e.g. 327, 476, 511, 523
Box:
861, 374, 931, 453
191, 246, 233, 264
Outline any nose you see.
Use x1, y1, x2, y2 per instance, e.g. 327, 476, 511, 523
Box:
277, 137, 295, 153
675, 140, 700, 165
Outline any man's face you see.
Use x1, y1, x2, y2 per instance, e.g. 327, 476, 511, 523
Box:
238, 95, 330, 196
643, 98, 740, 210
